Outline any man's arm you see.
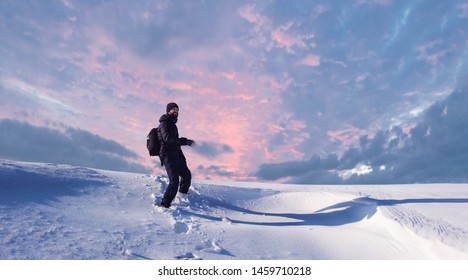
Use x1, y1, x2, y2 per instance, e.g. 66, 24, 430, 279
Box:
159, 121, 191, 146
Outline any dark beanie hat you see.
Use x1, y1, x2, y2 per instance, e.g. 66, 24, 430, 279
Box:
166, 102, 179, 113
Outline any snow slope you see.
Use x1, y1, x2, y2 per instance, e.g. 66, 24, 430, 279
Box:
1, 159, 468, 260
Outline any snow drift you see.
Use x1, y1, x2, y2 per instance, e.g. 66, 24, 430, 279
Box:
1, 159, 468, 260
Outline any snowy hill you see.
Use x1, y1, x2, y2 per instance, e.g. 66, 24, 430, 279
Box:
1, 159, 468, 260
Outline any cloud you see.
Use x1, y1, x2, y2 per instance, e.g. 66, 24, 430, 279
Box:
192, 141, 234, 158
255, 87, 468, 184
238, 3, 267, 25
416, 40, 454, 67
355, 0, 392, 6
93, 1, 237, 62
196, 165, 235, 179
255, 154, 340, 181
327, 126, 368, 147
271, 22, 314, 53
0, 119, 151, 173
1, 78, 78, 116
299, 55, 321, 67
238, 3, 317, 55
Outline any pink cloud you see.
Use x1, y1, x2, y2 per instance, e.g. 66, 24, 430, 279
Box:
8, 15, 309, 181
124, 69, 278, 179
416, 40, 452, 67
327, 126, 367, 147
177, 72, 304, 178
164, 81, 193, 91
221, 72, 237, 80
299, 55, 321, 67
207, 75, 301, 167
238, 4, 267, 25
271, 23, 298, 50
259, 74, 292, 92
238, 4, 273, 49
271, 22, 315, 53
239, 4, 316, 54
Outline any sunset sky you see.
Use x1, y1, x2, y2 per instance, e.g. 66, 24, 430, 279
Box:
1, 0, 467, 183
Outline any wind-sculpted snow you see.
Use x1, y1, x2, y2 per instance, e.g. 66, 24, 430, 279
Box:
1, 159, 468, 259
0, 160, 110, 205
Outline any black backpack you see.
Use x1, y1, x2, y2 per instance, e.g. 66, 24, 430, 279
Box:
147, 128, 161, 156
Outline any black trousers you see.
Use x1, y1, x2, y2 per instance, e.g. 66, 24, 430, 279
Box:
161, 153, 191, 206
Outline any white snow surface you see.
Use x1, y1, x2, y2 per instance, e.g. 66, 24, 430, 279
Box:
1, 159, 468, 260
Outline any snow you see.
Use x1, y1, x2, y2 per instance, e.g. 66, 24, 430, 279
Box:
1, 159, 468, 260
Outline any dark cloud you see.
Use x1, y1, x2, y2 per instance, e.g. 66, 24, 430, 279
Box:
255, 154, 339, 181
0, 119, 151, 173
255, 87, 468, 184
276, 0, 468, 157
192, 142, 234, 159
65, 127, 138, 158
196, 165, 235, 179
388, 87, 468, 183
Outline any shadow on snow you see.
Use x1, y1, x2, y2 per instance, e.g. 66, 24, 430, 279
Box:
182, 195, 468, 227
0, 164, 110, 206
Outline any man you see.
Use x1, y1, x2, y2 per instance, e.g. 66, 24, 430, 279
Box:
157, 102, 196, 208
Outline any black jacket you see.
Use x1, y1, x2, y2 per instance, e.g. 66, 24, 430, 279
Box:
157, 114, 189, 157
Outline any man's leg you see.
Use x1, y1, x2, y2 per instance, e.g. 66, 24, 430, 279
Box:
161, 155, 180, 207
178, 157, 192, 194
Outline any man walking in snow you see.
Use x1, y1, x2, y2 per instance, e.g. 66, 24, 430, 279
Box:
158, 102, 196, 208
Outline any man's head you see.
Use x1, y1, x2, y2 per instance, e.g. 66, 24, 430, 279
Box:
166, 102, 179, 117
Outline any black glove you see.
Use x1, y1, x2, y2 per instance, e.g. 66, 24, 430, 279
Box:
187, 139, 196, 147
179, 138, 195, 146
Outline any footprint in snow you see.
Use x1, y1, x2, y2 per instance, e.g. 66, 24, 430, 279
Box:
175, 252, 203, 260
195, 240, 234, 257
172, 221, 190, 234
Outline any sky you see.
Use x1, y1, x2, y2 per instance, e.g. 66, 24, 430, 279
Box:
1, 0, 467, 184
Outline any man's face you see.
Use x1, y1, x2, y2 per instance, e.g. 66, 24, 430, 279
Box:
168, 107, 179, 117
